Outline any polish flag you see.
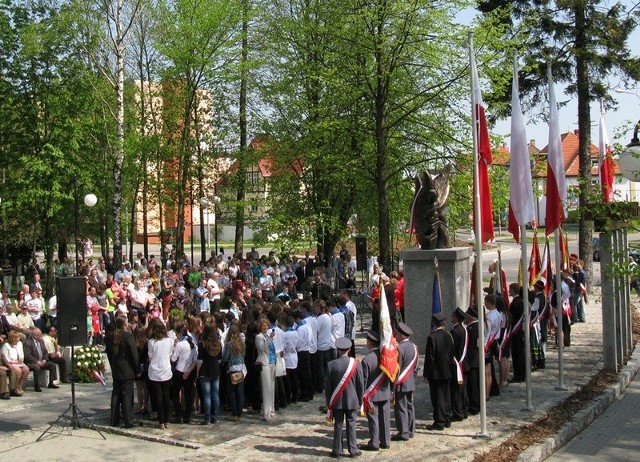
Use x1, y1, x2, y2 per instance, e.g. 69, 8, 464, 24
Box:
545, 72, 567, 235
471, 55, 495, 243
599, 105, 615, 203
507, 59, 535, 243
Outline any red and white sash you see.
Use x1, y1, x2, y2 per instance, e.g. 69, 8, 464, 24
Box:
361, 371, 385, 414
327, 357, 359, 421
453, 324, 468, 384
394, 344, 418, 389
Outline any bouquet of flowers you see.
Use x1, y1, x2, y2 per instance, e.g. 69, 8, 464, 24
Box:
74, 345, 107, 384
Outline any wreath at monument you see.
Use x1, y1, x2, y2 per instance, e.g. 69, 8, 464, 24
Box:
73, 345, 107, 384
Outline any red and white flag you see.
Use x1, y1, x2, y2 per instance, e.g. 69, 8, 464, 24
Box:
378, 283, 399, 382
599, 102, 615, 203
545, 69, 567, 235
507, 59, 535, 244
529, 230, 541, 287
471, 53, 495, 244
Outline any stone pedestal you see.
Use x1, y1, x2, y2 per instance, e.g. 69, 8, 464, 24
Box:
399, 247, 472, 353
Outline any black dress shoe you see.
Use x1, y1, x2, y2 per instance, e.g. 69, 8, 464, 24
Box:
34, 387, 43, 392
0, 393, 10, 400
349, 451, 362, 458
451, 416, 464, 422
427, 424, 445, 431
445, 422, 451, 428
391, 434, 409, 441
48, 383, 59, 389
380, 444, 390, 449
329, 451, 341, 458
359, 444, 379, 451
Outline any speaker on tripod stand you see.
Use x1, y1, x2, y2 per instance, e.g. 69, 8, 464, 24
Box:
38, 277, 105, 441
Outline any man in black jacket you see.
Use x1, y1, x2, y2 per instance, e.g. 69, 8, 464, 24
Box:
423, 312, 454, 430
105, 316, 139, 428
464, 307, 480, 416
450, 307, 468, 421
508, 283, 526, 383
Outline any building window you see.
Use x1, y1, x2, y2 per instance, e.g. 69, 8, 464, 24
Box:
247, 166, 260, 185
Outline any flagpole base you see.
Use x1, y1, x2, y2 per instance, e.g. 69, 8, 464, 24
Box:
474, 431, 491, 439
555, 385, 568, 391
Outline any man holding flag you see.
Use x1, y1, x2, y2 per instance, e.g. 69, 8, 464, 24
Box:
360, 330, 392, 451
392, 322, 418, 441
324, 337, 363, 458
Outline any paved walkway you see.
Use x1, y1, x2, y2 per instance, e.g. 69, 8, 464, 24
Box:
545, 366, 640, 462
0, 292, 635, 461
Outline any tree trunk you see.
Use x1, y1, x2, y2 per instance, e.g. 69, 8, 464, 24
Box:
234, 0, 249, 258
575, 4, 594, 288
112, 0, 126, 268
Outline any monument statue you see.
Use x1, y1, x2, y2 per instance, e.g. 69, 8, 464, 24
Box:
410, 166, 452, 250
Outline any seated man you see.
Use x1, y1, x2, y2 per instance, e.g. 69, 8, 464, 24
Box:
42, 326, 70, 383
0, 364, 9, 399
23, 327, 59, 391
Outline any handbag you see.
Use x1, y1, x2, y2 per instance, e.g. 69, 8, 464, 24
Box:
230, 370, 244, 385
275, 356, 287, 377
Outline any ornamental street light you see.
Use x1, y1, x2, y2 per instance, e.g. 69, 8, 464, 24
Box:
75, 189, 97, 274
614, 88, 640, 182
199, 195, 221, 257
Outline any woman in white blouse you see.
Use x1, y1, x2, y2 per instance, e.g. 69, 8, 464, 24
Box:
1, 330, 29, 396
147, 319, 174, 429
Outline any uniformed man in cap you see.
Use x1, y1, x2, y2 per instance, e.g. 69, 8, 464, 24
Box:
464, 306, 480, 415
392, 322, 418, 441
423, 312, 454, 430
325, 337, 363, 458
450, 307, 469, 421
360, 330, 391, 451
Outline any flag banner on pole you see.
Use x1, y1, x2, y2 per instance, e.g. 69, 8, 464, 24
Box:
599, 104, 615, 203
545, 67, 567, 235
529, 230, 541, 288
537, 238, 552, 321
470, 259, 477, 309
471, 55, 495, 244
431, 266, 442, 332
507, 58, 535, 244
378, 282, 399, 382
560, 229, 570, 272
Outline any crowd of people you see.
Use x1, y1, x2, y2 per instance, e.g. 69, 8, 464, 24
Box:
0, 242, 590, 458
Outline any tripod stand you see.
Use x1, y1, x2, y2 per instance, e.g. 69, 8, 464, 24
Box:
37, 343, 106, 441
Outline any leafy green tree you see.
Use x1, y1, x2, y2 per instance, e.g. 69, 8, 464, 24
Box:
477, 0, 640, 284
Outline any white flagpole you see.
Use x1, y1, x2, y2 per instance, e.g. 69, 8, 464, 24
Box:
555, 228, 566, 389
469, 31, 488, 438
522, 224, 533, 410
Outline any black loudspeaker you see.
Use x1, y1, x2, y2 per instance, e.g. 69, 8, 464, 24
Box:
57, 277, 88, 346
355, 236, 367, 272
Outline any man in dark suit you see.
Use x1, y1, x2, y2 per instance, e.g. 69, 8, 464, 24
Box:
24, 328, 59, 391
105, 316, 139, 428
325, 337, 363, 458
508, 283, 526, 383
360, 330, 391, 451
450, 307, 469, 421
464, 307, 480, 415
392, 322, 418, 441
423, 312, 454, 430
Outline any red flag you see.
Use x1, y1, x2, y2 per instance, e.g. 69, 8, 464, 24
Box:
529, 231, 541, 287
599, 105, 615, 203
560, 230, 570, 272
378, 282, 399, 381
471, 55, 495, 243
545, 68, 567, 235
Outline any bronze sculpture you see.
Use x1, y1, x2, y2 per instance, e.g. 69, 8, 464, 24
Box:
411, 166, 452, 250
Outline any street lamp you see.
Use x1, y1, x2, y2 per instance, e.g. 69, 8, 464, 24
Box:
199, 195, 221, 256
75, 191, 97, 274
614, 88, 640, 182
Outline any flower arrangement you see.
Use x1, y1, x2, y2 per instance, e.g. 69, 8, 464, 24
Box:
73, 345, 107, 384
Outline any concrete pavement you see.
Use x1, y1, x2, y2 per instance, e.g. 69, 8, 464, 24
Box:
1, 291, 638, 461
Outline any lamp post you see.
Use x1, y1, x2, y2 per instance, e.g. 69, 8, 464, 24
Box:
200, 195, 221, 258
75, 191, 97, 274
615, 88, 640, 183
